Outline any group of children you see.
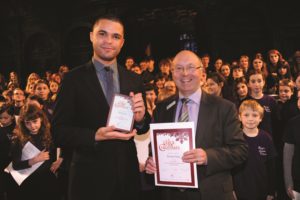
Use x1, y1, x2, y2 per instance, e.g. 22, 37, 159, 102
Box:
0, 103, 62, 200
0, 67, 69, 200
0, 49, 300, 200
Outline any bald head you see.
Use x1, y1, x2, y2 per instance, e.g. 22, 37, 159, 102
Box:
172, 50, 203, 69
172, 50, 204, 97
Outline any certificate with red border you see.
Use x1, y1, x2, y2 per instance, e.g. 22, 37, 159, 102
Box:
107, 94, 134, 132
150, 122, 198, 188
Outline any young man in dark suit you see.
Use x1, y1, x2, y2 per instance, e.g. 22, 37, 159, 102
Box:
145, 50, 248, 200
51, 15, 150, 200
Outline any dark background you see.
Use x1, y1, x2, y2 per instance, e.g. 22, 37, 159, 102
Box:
0, 0, 299, 84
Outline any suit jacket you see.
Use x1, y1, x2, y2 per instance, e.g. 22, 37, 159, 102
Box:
152, 92, 248, 200
51, 61, 150, 200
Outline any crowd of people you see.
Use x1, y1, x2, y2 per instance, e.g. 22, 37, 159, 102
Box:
0, 14, 300, 200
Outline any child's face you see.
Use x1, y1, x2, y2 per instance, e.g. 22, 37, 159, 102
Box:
160, 64, 170, 75
278, 67, 287, 75
237, 83, 248, 98
239, 108, 262, 130
146, 90, 157, 104
34, 83, 50, 100
201, 57, 210, 67
155, 79, 165, 89
13, 89, 25, 102
28, 74, 38, 84
125, 58, 134, 69
239, 58, 249, 69
131, 67, 142, 74
248, 74, 265, 95
253, 59, 263, 71
221, 65, 230, 77
0, 112, 14, 127
50, 82, 59, 94
269, 53, 279, 64
206, 78, 222, 96
24, 118, 42, 134
214, 59, 222, 71
164, 81, 176, 94
232, 68, 244, 79
279, 86, 293, 102
10, 73, 17, 81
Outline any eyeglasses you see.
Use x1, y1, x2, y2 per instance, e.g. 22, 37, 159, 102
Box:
173, 66, 202, 74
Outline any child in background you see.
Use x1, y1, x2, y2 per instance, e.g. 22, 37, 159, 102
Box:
0, 104, 16, 200
233, 100, 276, 200
233, 77, 249, 108
232, 65, 245, 80
10, 104, 61, 200
49, 80, 59, 102
247, 71, 278, 136
33, 79, 53, 120
283, 115, 300, 200
275, 79, 295, 200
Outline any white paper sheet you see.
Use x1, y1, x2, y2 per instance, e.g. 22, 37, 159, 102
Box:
5, 141, 44, 185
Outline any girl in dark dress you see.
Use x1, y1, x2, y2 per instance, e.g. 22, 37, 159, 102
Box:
11, 104, 60, 200
0, 104, 16, 200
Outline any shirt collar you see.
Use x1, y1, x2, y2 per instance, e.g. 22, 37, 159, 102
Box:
92, 57, 118, 73
178, 88, 202, 105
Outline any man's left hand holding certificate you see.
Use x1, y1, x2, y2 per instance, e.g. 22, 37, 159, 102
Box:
95, 93, 145, 141
147, 122, 198, 188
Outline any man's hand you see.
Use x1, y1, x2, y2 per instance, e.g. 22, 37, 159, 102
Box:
145, 157, 157, 174
130, 92, 145, 123
182, 148, 207, 165
95, 126, 136, 141
287, 187, 295, 199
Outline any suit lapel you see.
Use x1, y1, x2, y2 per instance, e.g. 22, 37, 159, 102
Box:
118, 64, 128, 94
83, 61, 108, 106
167, 96, 178, 122
195, 92, 210, 147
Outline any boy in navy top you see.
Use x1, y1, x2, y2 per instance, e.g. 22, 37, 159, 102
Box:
233, 100, 277, 200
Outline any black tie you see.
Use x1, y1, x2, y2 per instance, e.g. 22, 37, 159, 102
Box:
103, 66, 114, 105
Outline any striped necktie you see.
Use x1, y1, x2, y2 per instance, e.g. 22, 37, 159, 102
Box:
178, 98, 190, 122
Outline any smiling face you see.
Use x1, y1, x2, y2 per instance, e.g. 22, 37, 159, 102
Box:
279, 85, 293, 102
90, 19, 124, 65
221, 65, 230, 77
239, 108, 262, 130
172, 50, 203, 97
125, 58, 134, 70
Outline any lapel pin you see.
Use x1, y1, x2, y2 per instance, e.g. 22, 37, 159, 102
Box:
166, 100, 176, 110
